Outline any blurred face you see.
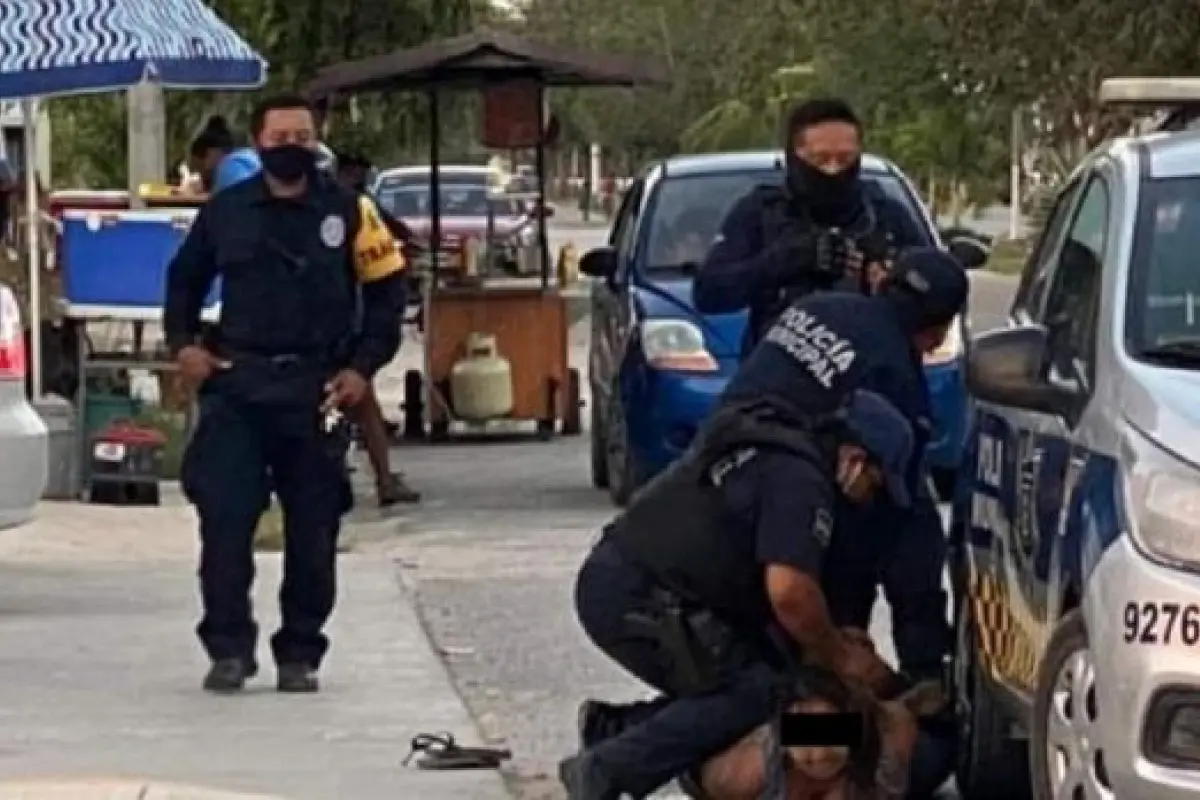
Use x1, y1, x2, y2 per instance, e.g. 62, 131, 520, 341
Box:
255, 107, 317, 149
793, 121, 861, 175
836, 444, 883, 504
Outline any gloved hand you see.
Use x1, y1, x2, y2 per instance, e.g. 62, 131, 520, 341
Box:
765, 229, 835, 287
854, 225, 892, 267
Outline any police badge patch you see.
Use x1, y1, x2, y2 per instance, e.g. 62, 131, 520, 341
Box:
320, 214, 346, 248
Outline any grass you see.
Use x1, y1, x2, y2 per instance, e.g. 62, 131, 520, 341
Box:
253, 501, 355, 553
986, 238, 1028, 276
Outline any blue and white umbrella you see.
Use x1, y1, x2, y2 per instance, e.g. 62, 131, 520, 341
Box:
0, 0, 267, 399
0, 0, 267, 99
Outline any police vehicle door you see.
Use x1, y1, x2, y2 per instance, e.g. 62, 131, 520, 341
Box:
968, 170, 1109, 694
590, 179, 646, 424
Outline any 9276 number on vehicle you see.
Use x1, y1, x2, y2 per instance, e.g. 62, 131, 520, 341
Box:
1123, 602, 1200, 646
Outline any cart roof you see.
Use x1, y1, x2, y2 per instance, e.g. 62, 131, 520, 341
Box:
306, 28, 668, 97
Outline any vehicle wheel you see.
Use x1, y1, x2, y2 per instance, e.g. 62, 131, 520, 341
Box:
605, 395, 648, 507
954, 591, 1032, 799
932, 466, 958, 501
403, 370, 424, 440
590, 390, 609, 489
562, 368, 583, 436
1031, 610, 1111, 800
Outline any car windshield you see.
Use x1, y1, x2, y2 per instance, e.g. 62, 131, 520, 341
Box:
376, 182, 525, 218
642, 169, 931, 272
1128, 177, 1200, 361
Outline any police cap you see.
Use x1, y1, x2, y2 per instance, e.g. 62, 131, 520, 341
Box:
882, 247, 969, 331
843, 390, 914, 508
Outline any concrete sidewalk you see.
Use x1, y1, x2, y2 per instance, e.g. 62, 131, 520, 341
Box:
0, 501, 509, 800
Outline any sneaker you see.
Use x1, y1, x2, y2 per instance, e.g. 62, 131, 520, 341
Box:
276, 662, 319, 693
203, 657, 257, 693
378, 473, 421, 506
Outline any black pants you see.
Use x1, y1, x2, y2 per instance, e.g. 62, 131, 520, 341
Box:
573, 536, 782, 797
182, 385, 349, 668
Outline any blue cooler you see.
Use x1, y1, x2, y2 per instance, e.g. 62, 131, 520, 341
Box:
61, 209, 221, 309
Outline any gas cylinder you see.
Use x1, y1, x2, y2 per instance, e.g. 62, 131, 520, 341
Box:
450, 333, 514, 421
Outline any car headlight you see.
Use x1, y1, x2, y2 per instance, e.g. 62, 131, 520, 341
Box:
1123, 425, 1200, 571
923, 315, 964, 366
640, 318, 718, 373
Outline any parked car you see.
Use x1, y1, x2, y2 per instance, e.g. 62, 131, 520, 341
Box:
0, 283, 48, 528
581, 150, 987, 505
371, 165, 549, 275
951, 83, 1200, 799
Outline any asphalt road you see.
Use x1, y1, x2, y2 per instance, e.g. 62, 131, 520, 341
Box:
379, 263, 1018, 799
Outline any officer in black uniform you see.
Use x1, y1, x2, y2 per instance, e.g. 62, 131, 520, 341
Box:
560, 390, 915, 799
694, 97, 928, 356
164, 94, 407, 694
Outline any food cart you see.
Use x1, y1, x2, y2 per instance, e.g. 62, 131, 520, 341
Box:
307, 29, 666, 442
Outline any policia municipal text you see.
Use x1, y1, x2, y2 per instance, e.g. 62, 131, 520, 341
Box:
164, 94, 408, 694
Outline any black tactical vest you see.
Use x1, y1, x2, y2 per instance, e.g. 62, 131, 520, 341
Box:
605, 400, 838, 627
751, 185, 891, 348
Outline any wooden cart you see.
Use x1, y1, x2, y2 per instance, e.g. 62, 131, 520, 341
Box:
307, 29, 665, 442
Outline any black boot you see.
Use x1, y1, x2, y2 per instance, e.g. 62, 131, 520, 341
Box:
558, 753, 623, 800
203, 657, 257, 693
577, 697, 672, 748
276, 662, 319, 693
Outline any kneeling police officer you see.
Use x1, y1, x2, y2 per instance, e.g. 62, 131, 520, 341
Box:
560, 390, 914, 799
164, 94, 407, 694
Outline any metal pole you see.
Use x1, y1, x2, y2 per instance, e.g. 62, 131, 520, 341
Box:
535, 84, 550, 290
23, 99, 42, 399
1009, 106, 1023, 241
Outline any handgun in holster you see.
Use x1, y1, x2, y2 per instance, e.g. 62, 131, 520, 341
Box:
623, 588, 732, 696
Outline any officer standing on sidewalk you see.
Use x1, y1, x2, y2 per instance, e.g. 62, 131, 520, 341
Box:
164, 93, 407, 694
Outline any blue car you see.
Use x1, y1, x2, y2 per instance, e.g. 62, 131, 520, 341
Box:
581, 151, 985, 506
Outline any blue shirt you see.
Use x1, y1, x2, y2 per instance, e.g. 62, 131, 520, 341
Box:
211, 148, 261, 193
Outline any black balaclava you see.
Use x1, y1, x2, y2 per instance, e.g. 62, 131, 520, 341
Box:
783, 99, 865, 226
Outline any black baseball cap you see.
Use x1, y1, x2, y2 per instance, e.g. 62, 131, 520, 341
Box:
843, 390, 914, 508
883, 247, 969, 330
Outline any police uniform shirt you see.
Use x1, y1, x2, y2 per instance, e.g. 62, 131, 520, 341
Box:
710, 446, 836, 580
164, 173, 407, 379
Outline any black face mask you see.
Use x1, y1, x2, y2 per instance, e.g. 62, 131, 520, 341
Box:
785, 153, 863, 222
259, 144, 317, 183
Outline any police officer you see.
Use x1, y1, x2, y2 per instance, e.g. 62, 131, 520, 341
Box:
164, 93, 408, 694
694, 98, 928, 356
561, 390, 914, 799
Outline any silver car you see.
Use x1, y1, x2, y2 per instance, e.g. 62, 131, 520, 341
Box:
952, 81, 1200, 799
0, 283, 47, 528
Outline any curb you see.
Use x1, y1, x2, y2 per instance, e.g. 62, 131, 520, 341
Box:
0, 780, 284, 799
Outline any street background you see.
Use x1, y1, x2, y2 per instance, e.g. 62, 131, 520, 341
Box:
0, 213, 1017, 799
